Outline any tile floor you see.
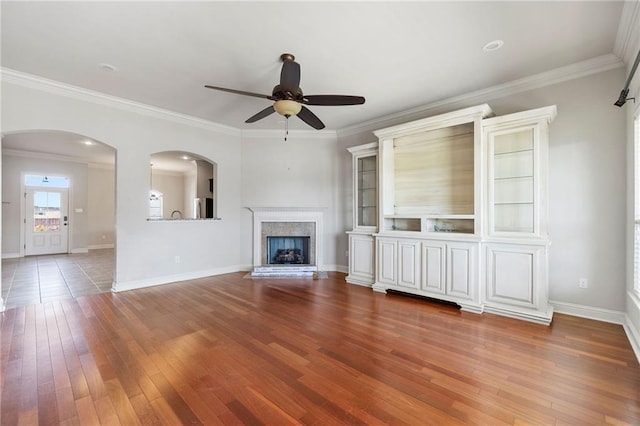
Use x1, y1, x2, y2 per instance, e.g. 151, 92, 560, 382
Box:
1, 249, 114, 310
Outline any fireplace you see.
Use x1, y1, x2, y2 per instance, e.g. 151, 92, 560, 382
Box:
267, 236, 310, 265
249, 207, 324, 277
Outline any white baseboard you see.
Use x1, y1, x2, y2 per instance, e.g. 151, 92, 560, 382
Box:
624, 291, 640, 364
624, 315, 640, 364
88, 244, 114, 250
1, 252, 21, 259
113, 264, 347, 293
113, 265, 246, 292
550, 300, 626, 324
3, 248, 104, 258
323, 264, 348, 274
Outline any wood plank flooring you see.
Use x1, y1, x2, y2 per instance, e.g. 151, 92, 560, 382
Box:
1, 271, 639, 425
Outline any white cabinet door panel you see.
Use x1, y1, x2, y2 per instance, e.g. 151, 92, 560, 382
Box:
421, 241, 446, 294
377, 239, 397, 286
446, 243, 476, 300
398, 240, 420, 289
348, 234, 375, 283
486, 244, 544, 308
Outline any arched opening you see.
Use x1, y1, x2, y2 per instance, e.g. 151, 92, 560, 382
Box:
149, 151, 218, 220
1, 130, 116, 310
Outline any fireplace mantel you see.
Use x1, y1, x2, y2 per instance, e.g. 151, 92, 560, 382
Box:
248, 207, 325, 276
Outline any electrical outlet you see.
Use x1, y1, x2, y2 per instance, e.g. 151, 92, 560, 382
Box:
579, 278, 588, 289
175, 256, 181, 264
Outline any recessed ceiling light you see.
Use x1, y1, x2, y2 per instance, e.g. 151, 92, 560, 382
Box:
98, 63, 118, 72
482, 40, 504, 52
181, 155, 190, 160
83, 140, 94, 145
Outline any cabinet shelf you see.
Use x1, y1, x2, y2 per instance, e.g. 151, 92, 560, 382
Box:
493, 201, 533, 206
494, 148, 533, 156
494, 175, 533, 181
381, 215, 475, 234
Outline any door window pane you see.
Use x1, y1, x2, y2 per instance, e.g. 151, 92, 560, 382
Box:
33, 191, 61, 232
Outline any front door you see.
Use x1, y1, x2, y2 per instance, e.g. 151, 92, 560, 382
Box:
25, 188, 69, 255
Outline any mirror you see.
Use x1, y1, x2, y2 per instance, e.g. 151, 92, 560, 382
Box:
149, 151, 217, 220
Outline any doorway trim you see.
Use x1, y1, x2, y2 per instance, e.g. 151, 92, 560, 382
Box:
20, 172, 73, 257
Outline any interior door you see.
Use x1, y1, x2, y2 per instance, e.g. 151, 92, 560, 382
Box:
25, 188, 69, 255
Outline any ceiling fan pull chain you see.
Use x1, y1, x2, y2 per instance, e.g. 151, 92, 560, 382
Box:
285, 116, 289, 141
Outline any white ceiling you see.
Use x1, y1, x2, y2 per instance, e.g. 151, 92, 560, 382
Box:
0, 1, 630, 163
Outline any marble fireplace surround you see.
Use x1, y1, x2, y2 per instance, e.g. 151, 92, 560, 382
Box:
249, 207, 324, 272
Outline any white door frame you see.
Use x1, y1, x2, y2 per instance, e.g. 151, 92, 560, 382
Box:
20, 173, 72, 257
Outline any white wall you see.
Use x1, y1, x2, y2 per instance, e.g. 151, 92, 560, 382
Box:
87, 164, 115, 248
1, 77, 243, 290
240, 131, 343, 270
339, 67, 628, 313
183, 168, 197, 218
151, 170, 185, 218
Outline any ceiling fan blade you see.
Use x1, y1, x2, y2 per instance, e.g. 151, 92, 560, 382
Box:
280, 60, 301, 92
303, 95, 366, 106
205, 85, 273, 100
246, 105, 275, 123
297, 106, 325, 130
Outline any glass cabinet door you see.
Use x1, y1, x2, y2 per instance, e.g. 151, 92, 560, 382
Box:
357, 155, 377, 228
490, 128, 536, 234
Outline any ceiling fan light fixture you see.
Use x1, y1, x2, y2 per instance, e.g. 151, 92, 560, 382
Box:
273, 99, 302, 117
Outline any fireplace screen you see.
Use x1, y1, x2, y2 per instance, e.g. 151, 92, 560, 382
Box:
267, 236, 310, 265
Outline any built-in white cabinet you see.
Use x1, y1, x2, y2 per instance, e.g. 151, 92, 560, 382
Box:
482, 106, 556, 324
346, 142, 378, 286
349, 103, 556, 325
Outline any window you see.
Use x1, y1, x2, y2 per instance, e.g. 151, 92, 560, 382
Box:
25, 174, 69, 188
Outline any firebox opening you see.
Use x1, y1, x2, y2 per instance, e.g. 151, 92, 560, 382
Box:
267, 236, 311, 265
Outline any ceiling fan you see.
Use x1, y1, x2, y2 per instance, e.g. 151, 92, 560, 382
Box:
205, 53, 365, 130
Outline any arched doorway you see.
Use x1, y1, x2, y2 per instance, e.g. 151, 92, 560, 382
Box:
1, 130, 116, 310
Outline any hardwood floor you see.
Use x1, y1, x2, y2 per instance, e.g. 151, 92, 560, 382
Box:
1, 272, 639, 425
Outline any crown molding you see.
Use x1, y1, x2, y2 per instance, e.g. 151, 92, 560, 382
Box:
614, 0, 640, 64
2, 51, 626, 142
1, 68, 241, 137
338, 53, 625, 138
